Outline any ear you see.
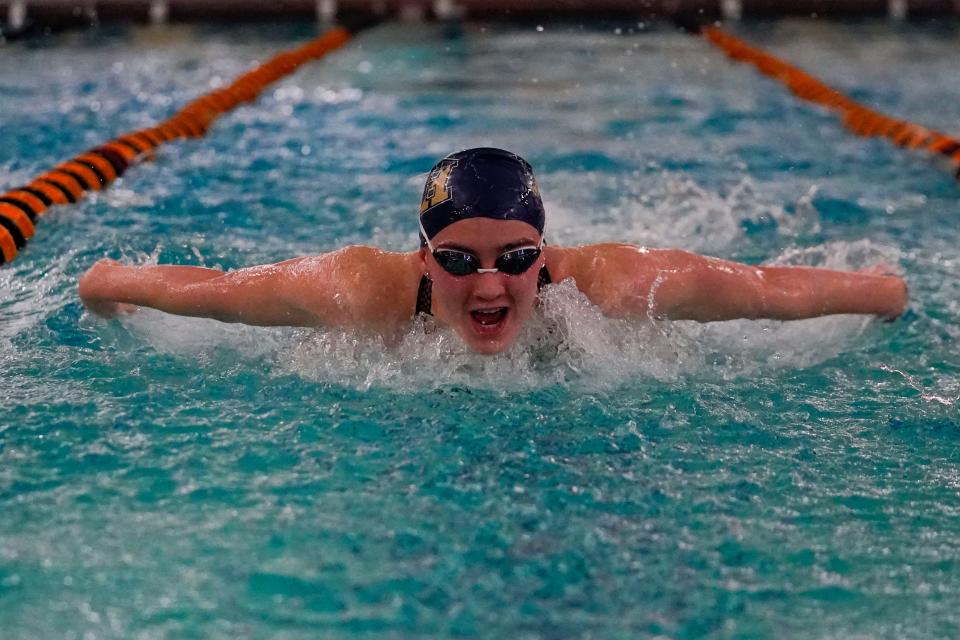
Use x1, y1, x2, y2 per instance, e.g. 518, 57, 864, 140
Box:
418, 246, 428, 275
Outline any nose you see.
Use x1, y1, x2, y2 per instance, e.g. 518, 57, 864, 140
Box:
471, 270, 508, 300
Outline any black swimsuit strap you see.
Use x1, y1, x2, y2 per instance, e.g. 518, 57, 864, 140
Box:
416, 275, 433, 316
537, 265, 552, 291
414, 266, 553, 317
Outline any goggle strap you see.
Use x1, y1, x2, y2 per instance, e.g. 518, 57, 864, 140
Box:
418, 218, 434, 251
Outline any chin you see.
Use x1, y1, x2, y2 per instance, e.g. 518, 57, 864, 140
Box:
460, 315, 521, 355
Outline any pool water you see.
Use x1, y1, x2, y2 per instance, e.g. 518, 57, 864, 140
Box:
2, 19, 960, 639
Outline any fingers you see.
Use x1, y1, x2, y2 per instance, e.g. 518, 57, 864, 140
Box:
82, 297, 139, 319
83, 299, 120, 319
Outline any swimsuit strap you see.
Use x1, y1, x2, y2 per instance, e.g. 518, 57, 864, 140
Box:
416, 274, 433, 316
414, 266, 552, 318
537, 265, 552, 291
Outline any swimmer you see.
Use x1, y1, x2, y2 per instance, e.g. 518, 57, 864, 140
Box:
79, 147, 908, 355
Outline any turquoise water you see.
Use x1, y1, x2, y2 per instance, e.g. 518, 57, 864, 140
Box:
2, 19, 960, 639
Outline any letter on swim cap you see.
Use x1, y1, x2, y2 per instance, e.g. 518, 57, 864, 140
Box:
420, 162, 457, 214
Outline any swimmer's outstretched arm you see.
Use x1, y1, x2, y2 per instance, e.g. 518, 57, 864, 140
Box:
79, 247, 418, 330
646, 249, 908, 322
578, 246, 908, 322
79, 258, 317, 325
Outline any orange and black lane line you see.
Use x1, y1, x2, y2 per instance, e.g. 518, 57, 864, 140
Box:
119, 132, 157, 153
148, 125, 173, 143
27, 179, 72, 206
171, 115, 206, 138
157, 120, 190, 141
0, 202, 35, 247
2, 25, 369, 267
14, 186, 54, 208
74, 153, 119, 183
906, 128, 934, 149
110, 136, 148, 157
230, 81, 260, 103
113, 136, 146, 154
158, 119, 191, 140
36, 171, 85, 203
223, 86, 249, 105
881, 120, 908, 140
860, 112, 890, 137
55, 161, 104, 191
204, 90, 234, 112
701, 25, 960, 182
94, 141, 138, 165
892, 126, 917, 147
153, 125, 179, 142
197, 95, 230, 116
136, 126, 168, 145
0, 190, 47, 221
0, 226, 17, 264
930, 136, 960, 157
177, 105, 215, 130
127, 130, 162, 150
88, 146, 130, 177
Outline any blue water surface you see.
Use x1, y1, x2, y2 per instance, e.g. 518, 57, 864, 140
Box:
2, 19, 960, 639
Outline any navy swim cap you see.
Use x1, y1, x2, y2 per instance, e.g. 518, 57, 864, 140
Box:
418, 148, 545, 242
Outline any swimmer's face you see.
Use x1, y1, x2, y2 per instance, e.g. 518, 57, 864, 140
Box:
420, 218, 544, 355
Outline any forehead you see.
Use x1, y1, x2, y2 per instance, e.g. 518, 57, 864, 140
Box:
431, 218, 540, 249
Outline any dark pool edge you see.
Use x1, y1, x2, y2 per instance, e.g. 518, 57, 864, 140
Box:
2, 0, 960, 39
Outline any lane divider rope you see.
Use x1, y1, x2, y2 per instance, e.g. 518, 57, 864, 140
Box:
701, 26, 960, 180
0, 26, 353, 266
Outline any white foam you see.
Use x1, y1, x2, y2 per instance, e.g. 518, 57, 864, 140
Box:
282, 278, 665, 392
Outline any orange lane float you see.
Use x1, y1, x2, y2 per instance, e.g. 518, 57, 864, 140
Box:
702, 26, 960, 180
0, 190, 48, 221
0, 201, 36, 252
0, 25, 354, 266
37, 172, 85, 202
26, 179, 73, 206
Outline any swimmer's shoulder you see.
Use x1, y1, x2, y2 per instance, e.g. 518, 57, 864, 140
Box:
545, 243, 673, 282
284, 246, 422, 331
544, 243, 681, 314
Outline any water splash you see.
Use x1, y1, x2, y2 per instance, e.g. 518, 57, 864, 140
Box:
548, 172, 821, 253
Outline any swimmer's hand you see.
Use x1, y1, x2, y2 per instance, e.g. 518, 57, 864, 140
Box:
856, 264, 908, 321
79, 259, 140, 319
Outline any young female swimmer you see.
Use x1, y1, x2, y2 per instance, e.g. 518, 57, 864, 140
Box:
79, 148, 908, 355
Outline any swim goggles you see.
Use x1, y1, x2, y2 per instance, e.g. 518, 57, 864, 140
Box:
420, 224, 544, 277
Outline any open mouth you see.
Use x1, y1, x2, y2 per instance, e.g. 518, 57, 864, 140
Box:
469, 307, 509, 333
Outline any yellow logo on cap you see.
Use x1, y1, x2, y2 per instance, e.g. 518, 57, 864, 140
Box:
528, 175, 541, 200
419, 162, 456, 214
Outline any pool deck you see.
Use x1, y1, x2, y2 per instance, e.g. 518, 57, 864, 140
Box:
2, 0, 959, 30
